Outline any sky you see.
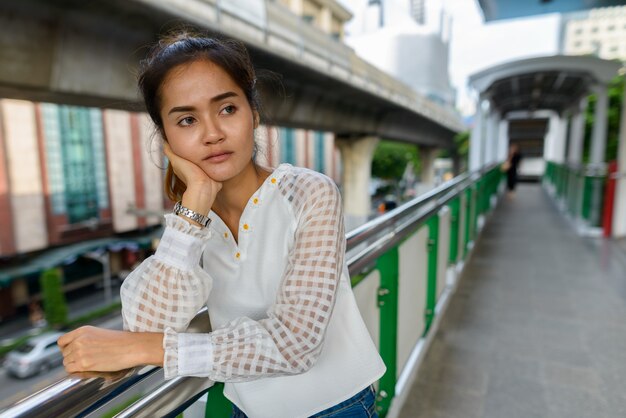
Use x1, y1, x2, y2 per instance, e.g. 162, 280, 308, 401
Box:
339, 0, 562, 116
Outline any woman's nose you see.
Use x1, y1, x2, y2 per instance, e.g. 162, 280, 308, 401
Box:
202, 119, 225, 144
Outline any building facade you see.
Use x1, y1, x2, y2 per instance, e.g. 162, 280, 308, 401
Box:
560, 5, 626, 61
0, 99, 340, 317
345, 0, 456, 107
277, 0, 352, 40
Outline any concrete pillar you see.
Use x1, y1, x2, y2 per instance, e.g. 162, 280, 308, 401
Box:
613, 80, 626, 237
335, 135, 379, 232
568, 98, 588, 165
553, 116, 568, 164
543, 116, 553, 161
590, 84, 609, 166
420, 147, 437, 186
497, 119, 509, 162
469, 96, 485, 171
485, 112, 500, 165
544, 113, 567, 163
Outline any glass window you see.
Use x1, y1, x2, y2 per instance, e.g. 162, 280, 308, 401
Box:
315, 131, 325, 173
42, 104, 109, 224
280, 128, 296, 164
59, 106, 99, 223
41, 104, 66, 215
89, 109, 109, 210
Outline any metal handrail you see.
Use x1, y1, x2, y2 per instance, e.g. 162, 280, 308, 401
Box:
346, 171, 473, 248
346, 167, 487, 276
1, 167, 493, 417
0, 309, 212, 418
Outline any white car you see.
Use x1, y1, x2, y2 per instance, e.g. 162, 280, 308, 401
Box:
5, 332, 64, 378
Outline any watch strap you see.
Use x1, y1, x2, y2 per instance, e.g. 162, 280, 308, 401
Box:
173, 201, 211, 228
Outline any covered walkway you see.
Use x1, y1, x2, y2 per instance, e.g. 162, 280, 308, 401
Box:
400, 183, 626, 417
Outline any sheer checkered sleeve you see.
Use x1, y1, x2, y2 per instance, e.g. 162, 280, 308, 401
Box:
163, 173, 346, 381
120, 214, 213, 335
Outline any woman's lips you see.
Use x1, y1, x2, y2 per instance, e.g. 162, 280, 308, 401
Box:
205, 152, 232, 163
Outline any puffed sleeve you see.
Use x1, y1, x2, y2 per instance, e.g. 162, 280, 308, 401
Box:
120, 214, 213, 334
163, 173, 345, 382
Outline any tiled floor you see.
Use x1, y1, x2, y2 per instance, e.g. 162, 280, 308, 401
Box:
399, 184, 626, 418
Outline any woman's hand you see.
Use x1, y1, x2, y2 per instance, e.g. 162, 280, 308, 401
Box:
58, 326, 164, 373
164, 142, 222, 217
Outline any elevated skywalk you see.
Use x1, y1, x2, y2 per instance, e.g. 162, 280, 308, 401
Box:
399, 183, 626, 418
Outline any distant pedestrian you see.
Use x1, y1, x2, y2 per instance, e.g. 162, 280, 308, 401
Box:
503, 144, 522, 193
28, 301, 46, 328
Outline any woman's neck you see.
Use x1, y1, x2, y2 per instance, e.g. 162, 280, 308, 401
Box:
212, 162, 270, 219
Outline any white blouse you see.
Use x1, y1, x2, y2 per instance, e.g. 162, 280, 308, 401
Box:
120, 164, 386, 418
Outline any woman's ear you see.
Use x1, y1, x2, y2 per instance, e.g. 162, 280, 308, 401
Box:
253, 110, 260, 129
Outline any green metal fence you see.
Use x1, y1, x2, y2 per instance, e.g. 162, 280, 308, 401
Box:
544, 161, 607, 228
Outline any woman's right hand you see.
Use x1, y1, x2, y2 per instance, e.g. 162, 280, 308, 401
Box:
164, 142, 222, 217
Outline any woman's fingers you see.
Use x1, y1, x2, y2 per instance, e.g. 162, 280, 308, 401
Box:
59, 327, 164, 374
163, 142, 210, 186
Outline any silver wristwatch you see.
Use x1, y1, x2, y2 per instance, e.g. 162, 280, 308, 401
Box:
173, 201, 211, 228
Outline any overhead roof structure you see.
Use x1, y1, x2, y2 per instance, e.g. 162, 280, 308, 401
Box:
477, 0, 626, 22
469, 55, 621, 115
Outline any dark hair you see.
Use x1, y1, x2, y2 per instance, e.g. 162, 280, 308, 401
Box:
138, 31, 261, 202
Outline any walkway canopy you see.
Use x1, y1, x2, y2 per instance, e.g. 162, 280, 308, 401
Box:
478, 0, 626, 22
467, 54, 626, 238
469, 55, 619, 115
467, 55, 621, 170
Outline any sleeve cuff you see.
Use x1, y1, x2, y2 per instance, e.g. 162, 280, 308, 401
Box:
163, 327, 214, 378
165, 213, 212, 239
163, 327, 179, 380
154, 214, 212, 271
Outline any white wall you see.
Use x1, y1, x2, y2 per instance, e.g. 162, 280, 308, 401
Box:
1, 100, 48, 253
138, 113, 164, 225
104, 110, 137, 232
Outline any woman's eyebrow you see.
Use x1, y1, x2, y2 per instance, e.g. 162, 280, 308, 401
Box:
210, 91, 238, 103
167, 91, 239, 115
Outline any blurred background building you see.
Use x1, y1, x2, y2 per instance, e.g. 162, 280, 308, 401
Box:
560, 5, 626, 61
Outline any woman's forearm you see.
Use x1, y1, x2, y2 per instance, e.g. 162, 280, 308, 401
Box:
133, 331, 165, 367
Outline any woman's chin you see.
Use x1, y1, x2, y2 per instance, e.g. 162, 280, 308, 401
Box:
200, 163, 237, 183
200, 158, 254, 183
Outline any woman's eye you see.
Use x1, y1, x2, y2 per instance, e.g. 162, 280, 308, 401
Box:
178, 116, 195, 126
221, 105, 236, 115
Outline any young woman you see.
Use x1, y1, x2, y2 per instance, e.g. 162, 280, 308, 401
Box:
58, 33, 386, 418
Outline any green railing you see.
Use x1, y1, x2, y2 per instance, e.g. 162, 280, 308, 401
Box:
544, 161, 607, 228
1, 165, 505, 418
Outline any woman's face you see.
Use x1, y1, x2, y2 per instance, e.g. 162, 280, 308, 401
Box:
159, 58, 257, 182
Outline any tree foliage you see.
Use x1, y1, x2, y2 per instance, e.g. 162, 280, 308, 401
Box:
371, 140, 421, 180
40, 267, 68, 328
453, 130, 469, 172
